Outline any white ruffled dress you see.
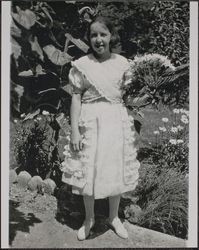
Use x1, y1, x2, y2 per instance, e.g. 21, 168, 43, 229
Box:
61, 53, 140, 199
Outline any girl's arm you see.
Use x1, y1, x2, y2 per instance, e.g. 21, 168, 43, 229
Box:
70, 93, 83, 151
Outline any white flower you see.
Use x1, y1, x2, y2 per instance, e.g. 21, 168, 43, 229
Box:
171, 127, 178, 133
129, 116, 134, 122
42, 110, 50, 115
169, 139, 177, 145
173, 108, 180, 114
64, 144, 70, 151
159, 127, 167, 132
179, 108, 186, 113
66, 135, 70, 141
162, 117, 169, 123
181, 114, 189, 124
14, 119, 18, 123
74, 171, 83, 178
179, 108, 189, 116
131, 54, 175, 70
177, 139, 184, 144
153, 131, 160, 135
184, 110, 189, 116
177, 125, 184, 131
20, 113, 25, 118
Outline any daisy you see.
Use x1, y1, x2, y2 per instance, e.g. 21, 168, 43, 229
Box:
169, 139, 177, 145
162, 117, 169, 123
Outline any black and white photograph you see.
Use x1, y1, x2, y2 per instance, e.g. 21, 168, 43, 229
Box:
1, 0, 198, 248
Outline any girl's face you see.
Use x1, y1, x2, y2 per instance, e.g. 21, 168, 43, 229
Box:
89, 22, 111, 58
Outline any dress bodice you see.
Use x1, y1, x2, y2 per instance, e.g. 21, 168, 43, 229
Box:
68, 53, 132, 103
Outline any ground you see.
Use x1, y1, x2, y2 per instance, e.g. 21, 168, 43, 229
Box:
9, 183, 187, 248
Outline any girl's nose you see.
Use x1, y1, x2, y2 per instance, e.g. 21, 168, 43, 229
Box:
96, 35, 102, 42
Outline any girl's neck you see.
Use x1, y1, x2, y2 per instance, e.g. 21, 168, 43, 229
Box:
92, 51, 112, 63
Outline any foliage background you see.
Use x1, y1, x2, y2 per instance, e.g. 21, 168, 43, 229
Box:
10, 0, 190, 240
10, 0, 189, 117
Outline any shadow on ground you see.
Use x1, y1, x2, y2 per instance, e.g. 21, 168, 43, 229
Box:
54, 184, 133, 239
9, 200, 42, 246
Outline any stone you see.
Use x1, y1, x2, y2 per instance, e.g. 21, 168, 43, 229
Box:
28, 176, 43, 191
124, 204, 142, 224
43, 178, 57, 195
9, 169, 17, 184
16, 171, 31, 188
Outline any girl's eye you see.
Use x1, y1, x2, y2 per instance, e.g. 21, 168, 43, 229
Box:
90, 33, 97, 38
90, 33, 107, 38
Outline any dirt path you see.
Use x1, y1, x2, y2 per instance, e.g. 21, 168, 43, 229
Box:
9, 184, 187, 248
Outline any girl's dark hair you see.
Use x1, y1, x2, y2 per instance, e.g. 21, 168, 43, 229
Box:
86, 16, 120, 51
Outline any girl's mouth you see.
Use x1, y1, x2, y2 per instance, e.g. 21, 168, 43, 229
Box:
95, 44, 104, 48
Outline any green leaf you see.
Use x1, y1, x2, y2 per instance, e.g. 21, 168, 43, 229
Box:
11, 20, 21, 37
11, 38, 22, 60
12, 6, 36, 30
11, 81, 24, 112
134, 119, 142, 134
56, 113, 69, 136
24, 109, 40, 121
29, 35, 44, 61
65, 33, 89, 53
43, 45, 73, 66
18, 70, 34, 77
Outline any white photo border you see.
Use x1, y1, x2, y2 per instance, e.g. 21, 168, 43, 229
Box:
1, 1, 198, 248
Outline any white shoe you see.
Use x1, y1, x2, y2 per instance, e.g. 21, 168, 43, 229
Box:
77, 218, 95, 241
109, 217, 128, 239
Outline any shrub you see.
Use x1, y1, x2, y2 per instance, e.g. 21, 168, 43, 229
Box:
123, 53, 188, 111
151, 108, 189, 173
127, 107, 189, 239
14, 114, 56, 179
134, 166, 188, 239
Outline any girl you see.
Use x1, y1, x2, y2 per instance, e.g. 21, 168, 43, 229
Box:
61, 16, 140, 240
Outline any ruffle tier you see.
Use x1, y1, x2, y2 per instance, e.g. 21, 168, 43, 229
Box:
61, 102, 140, 198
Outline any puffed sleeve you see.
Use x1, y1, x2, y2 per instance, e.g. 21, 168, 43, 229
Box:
68, 67, 85, 94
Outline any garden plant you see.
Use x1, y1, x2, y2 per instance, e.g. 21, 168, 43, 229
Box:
10, 1, 189, 240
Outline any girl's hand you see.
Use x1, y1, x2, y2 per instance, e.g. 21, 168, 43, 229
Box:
70, 130, 83, 151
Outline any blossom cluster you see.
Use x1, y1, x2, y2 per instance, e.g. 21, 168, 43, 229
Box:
130, 53, 176, 70
153, 108, 189, 145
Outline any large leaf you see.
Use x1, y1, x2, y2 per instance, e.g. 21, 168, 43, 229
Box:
65, 33, 89, 53
134, 119, 142, 134
24, 109, 40, 121
43, 45, 73, 66
18, 70, 34, 77
11, 81, 24, 112
10, 20, 21, 37
56, 113, 69, 136
28, 35, 44, 61
18, 65, 46, 78
12, 6, 36, 30
11, 38, 22, 60
61, 84, 73, 96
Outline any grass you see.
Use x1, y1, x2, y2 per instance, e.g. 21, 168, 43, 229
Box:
10, 104, 189, 239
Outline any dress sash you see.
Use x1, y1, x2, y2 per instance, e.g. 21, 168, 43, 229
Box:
71, 53, 130, 103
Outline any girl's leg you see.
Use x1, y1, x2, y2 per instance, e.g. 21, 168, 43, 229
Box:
109, 195, 121, 221
109, 195, 128, 239
77, 195, 95, 240
84, 195, 95, 221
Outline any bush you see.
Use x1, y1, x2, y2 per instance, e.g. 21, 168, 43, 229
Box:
151, 108, 189, 173
126, 107, 189, 239
14, 115, 56, 179
134, 164, 188, 239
